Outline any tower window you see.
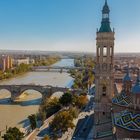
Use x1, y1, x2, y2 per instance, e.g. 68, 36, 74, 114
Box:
103, 47, 107, 56
103, 14, 109, 19
98, 47, 100, 56
110, 47, 113, 56
102, 86, 106, 96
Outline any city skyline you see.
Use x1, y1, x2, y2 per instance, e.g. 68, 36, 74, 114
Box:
0, 0, 140, 52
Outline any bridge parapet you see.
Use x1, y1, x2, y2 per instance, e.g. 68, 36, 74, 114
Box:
0, 84, 77, 102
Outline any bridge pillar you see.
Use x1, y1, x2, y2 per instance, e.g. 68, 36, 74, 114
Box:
60, 68, 63, 73
10, 86, 21, 102
42, 87, 54, 100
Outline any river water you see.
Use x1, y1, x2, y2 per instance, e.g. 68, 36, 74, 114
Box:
0, 59, 74, 135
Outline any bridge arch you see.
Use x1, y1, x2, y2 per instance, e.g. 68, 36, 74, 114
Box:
0, 85, 72, 102
18, 89, 43, 98
50, 91, 64, 99
0, 86, 12, 94
17, 85, 51, 98
20, 88, 44, 97
0, 89, 12, 103
17, 89, 43, 105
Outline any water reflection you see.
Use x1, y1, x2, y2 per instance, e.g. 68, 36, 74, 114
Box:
20, 98, 42, 106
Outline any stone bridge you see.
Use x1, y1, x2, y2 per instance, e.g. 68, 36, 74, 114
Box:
0, 84, 75, 101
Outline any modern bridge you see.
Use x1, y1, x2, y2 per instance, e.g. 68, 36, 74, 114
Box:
31, 66, 91, 72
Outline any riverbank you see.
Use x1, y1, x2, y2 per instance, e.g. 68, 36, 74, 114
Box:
33, 56, 60, 66
0, 72, 74, 136
0, 59, 74, 137
0, 72, 73, 86
70, 57, 95, 91
0, 57, 61, 82
0, 64, 31, 81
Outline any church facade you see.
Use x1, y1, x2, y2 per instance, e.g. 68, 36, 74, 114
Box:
94, 1, 115, 139
94, 1, 140, 139
95, 0, 115, 121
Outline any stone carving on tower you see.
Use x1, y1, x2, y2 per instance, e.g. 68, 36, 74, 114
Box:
95, 0, 115, 124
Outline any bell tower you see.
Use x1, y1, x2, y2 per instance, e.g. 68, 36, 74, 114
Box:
95, 0, 115, 124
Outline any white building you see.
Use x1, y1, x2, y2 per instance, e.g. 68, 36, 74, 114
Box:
13, 58, 30, 66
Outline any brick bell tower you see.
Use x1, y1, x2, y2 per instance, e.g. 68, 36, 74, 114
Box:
95, 0, 115, 124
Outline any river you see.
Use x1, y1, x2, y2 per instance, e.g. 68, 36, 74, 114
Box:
0, 59, 74, 136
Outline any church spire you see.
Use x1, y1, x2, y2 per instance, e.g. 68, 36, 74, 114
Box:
123, 67, 131, 83
103, 0, 109, 13
136, 69, 140, 85
99, 0, 112, 32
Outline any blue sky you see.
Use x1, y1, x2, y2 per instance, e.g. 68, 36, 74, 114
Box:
0, 0, 140, 52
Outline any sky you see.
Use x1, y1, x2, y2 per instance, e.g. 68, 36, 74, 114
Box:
0, 0, 140, 53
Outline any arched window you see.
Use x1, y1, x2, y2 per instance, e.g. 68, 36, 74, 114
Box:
98, 47, 100, 56
102, 86, 106, 96
110, 47, 112, 56
103, 46, 107, 56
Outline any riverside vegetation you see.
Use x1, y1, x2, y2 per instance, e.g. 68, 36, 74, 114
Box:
38, 92, 88, 139
70, 56, 95, 91
0, 56, 60, 80
36, 57, 95, 139
1, 56, 60, 139
2, 57, 94, 139
33, 56, 60, 66
2, 92, 87, 140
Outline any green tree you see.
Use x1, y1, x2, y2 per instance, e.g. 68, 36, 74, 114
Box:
43, 135, 50, 140
73, 94, 88, 109
28, 114, 37, 130
3, 127, 24, 140
38, 97, 61, 122
59, 93, 73, 106
69, 107, 79, 118
38, 108, 46, 123
77, 95, 88, 108
50, 110, 75, 134
45, 97, 61, 118
71, 57, 95, 90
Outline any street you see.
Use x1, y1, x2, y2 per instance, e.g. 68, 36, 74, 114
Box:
72, 96, 95, 140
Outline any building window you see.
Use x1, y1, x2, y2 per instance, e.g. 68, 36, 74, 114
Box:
103, 112, 105, 115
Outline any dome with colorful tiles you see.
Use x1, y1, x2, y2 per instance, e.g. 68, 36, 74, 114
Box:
132, 75, 140, 94
123, 70, 131, 83
114, 110, 140, 132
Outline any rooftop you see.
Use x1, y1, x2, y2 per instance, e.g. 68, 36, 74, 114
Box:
112, 92, 132, 107
114, 110, 140, 132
